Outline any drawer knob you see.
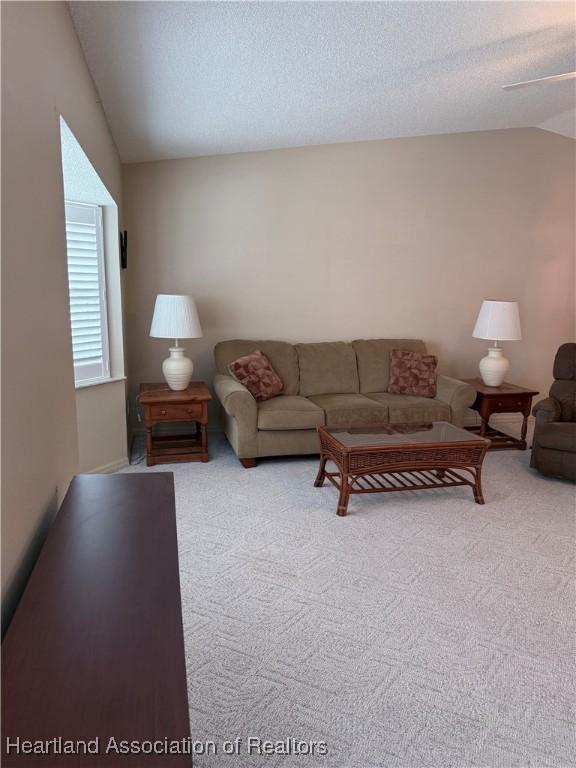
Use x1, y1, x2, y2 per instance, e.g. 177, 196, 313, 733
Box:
497, 402, 502, 407
161, 409, 167, 415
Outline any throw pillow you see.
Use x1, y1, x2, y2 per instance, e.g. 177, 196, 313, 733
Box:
228, 350, 284, 401
388, 349, 438, 398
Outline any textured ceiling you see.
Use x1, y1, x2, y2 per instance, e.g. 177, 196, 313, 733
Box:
69, 1, 576, 162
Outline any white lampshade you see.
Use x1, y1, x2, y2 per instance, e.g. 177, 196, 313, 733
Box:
150, 294, 203, 340
472, 300, 521, 342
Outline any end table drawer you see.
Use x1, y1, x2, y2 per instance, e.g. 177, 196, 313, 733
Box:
490, 396, 527, 413
151, 403, 203, 421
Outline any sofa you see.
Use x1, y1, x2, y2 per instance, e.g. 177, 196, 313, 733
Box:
531, 343, 576, 482
213, 339, 476, 467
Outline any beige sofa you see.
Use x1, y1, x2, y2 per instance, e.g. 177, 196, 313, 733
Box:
214, 339, 476, 467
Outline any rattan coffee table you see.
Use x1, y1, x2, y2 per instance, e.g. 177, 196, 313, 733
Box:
315, 422, 490, 516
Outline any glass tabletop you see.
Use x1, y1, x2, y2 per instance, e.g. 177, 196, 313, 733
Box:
325, 422, 485, 449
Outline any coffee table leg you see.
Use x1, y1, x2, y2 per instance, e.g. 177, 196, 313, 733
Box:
473, 467, 485, 505
337, 474, 350, 517
314, 455, 328, 487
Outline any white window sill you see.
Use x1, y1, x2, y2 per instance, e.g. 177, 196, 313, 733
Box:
75, 375, 126, 391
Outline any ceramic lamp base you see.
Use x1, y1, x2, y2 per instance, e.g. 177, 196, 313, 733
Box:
479, 346, 509, 387
162, 346, 193, 390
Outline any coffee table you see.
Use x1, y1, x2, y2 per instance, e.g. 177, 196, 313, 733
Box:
315, 422, 490, 516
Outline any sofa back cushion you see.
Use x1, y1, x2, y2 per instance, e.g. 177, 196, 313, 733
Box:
296, 342, 359, 396
553, 342, 576, 381
353, 339, 427, 393
551, 344, 576, 422
215, 340, 299, 395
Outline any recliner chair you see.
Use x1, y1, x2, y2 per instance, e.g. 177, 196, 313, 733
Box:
531, 343, 576, 481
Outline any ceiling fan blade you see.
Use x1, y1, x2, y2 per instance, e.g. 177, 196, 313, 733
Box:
502, 72, 576, 91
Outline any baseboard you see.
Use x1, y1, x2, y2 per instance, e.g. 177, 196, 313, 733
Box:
86, 457, 129, 474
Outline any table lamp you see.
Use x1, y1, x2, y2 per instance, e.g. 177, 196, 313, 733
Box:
472, 300, 521, 386
150, 294, 203, 390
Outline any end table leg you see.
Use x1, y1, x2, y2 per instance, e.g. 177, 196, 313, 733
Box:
200, 423, 209, 461
473, 467, 485, 505
314, 455, 328, 487
146, 426, 153, 467
337, 475, 350, 517
519, 411, 529, 450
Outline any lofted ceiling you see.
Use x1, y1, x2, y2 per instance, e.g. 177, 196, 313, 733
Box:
68, 1, 576, 163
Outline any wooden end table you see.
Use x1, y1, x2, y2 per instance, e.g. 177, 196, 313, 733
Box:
139, 382, 211, 466
463, 379, 539, 450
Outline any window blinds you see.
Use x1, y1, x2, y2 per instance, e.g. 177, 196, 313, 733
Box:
64, 202, 110, 385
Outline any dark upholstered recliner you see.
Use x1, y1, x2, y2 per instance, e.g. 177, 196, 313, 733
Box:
531, 343, 576, 481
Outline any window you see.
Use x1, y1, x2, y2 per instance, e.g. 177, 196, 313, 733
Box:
64, 201, 110, 385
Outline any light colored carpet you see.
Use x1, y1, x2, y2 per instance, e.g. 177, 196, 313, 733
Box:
123, 434, 575, 768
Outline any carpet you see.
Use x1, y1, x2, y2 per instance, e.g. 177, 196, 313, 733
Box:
123, 434, 575, 768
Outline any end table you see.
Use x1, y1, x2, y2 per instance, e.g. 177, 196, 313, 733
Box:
463, 379, 539, 450
139, 382, 211, 466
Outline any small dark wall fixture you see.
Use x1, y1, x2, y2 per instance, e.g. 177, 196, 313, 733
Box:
119, 230, 128, 269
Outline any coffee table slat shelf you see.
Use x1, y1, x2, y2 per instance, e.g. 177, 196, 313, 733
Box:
315, 422, 490, 516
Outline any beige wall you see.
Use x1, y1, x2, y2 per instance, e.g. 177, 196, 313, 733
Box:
76, 381, 128, 473
123, 128, 575, 419
1, 2, 125, 627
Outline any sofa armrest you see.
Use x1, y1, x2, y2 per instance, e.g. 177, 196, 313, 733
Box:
533, 397, 561, 424
436, 375, 476, 426
213, 374, 259, 459
214, 374, 257, 423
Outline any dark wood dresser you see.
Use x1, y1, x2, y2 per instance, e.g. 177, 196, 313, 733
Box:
2, 473, 192, 766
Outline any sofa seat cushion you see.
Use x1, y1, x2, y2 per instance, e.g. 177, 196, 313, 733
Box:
257, 396, 325, 431
367, 393, 450, 423
537, 422, 576, 453
296, 342, 359, 396
308, 394, 389, 429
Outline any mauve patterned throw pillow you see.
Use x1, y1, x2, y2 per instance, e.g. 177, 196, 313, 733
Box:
388, 349, 438, 398
228, 350, 284, 401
